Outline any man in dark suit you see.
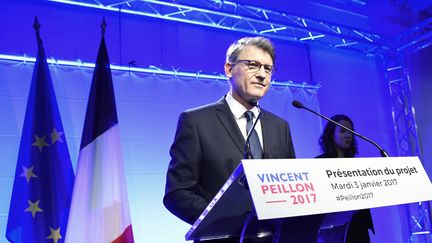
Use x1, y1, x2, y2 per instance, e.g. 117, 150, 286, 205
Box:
163, 37, 296, 242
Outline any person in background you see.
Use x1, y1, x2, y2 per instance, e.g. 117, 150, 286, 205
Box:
163, 36, 296, 243
316, 114, 375, 243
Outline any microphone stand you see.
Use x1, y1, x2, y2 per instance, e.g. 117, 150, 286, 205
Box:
244, 111, 262, 159
240, 101, 262, 243
292, 100, 389, 157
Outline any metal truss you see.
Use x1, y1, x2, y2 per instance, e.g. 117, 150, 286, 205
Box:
393, 18, 432, 55
383, 18, 432, 242
50, 0, 388, 55
384, 53, 432, 243
385, 57, 421, 157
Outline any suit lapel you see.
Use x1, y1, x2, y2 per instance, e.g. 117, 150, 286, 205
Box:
215, 98, 245, 155
260, 110, 270, 155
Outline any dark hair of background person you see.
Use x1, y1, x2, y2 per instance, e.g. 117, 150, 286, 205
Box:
319, 114, 358, 157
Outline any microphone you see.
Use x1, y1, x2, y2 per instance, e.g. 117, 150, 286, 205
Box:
248, 99, 258, 107
244, 99, 261, 159
292, 100, 389, 157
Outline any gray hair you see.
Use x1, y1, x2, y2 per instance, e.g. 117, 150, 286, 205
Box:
225, 36, 276, 64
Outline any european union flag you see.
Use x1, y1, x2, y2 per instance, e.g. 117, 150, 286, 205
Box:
6, 18, 75, 243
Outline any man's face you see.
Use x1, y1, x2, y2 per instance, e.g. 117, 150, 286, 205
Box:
225, 45, 273, 107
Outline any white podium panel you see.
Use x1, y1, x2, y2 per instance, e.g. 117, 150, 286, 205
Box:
242, 156, 432, 220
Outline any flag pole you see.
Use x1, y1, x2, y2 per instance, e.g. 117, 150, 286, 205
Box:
33, 16, 43, 48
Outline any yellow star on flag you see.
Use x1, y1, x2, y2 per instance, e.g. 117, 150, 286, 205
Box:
47, 227, 62, 243
25, 199, 44, 218
32, 134, 49, 152
20, 165, 38, 183
50, 127, 64, 144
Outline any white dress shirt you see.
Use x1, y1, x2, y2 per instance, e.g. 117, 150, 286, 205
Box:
225, 93, 263, 148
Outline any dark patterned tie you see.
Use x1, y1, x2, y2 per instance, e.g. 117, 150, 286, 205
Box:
244, 111, 263, 159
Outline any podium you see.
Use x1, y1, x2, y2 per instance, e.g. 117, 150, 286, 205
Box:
185, 165, 273, 241
186, 157, 432, 241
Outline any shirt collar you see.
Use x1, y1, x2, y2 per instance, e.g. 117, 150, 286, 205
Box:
226, 93, 260, 119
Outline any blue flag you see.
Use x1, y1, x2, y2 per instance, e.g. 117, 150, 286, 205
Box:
6, 20, 75, 243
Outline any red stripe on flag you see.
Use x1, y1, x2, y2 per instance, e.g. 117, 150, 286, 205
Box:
112, 225, 134, 243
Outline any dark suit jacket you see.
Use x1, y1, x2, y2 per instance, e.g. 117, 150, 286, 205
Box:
163, 97, 296, 225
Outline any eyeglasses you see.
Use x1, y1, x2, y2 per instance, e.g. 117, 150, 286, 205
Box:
234, 60, 275, 76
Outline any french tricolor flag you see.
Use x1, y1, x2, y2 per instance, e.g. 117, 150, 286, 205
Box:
65, 25, 134, 243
